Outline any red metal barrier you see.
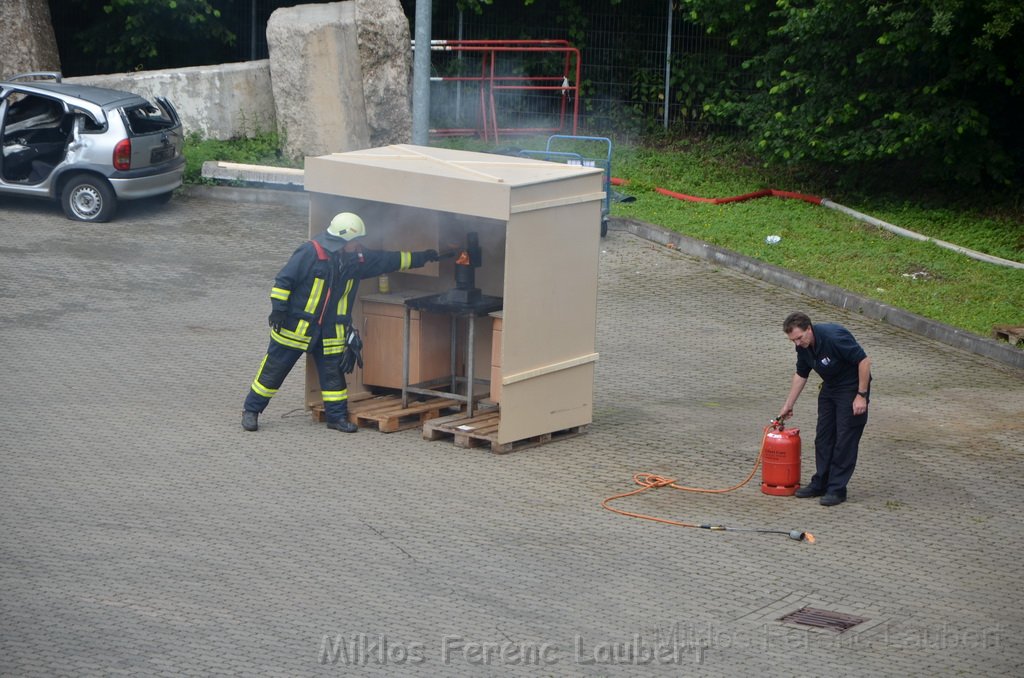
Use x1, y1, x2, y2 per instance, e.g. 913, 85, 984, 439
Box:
423, 39, 581, 142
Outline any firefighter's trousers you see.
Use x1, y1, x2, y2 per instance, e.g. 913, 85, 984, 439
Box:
244, 337, 349, 423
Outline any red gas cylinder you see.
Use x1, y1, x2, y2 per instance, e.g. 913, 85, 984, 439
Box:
761, 423, 801, 496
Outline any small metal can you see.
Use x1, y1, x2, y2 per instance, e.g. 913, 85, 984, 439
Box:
378, 274, 390, 294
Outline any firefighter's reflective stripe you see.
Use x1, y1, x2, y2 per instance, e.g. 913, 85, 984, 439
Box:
323, 336, 346, 355
271, 320, 313, 350
399, 252, 412, 270
271, 286, 290, 302
304, 277, 325, 314
250, 355, 278, 398
271, 329, 307, 350
336, 279, 355, 317
321, 388, 348, 403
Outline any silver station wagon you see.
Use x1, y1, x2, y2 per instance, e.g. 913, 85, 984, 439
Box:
0, 72, 185, 222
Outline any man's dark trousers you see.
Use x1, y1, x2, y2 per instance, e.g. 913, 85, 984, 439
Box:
811, 388, 868, 497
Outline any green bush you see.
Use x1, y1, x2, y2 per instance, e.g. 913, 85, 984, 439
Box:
181, 131, 295, 184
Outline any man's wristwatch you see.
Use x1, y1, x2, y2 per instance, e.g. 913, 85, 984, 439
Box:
857, 391, 869, 399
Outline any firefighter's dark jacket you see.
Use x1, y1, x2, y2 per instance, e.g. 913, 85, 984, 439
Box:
268, 233, 433, 354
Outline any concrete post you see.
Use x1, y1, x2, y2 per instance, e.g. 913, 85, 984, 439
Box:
412, 0, 432, 146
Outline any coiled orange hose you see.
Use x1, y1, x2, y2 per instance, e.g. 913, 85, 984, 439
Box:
601, 423, 816, 543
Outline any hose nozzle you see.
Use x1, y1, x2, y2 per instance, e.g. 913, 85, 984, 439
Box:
789, 530, 815, 543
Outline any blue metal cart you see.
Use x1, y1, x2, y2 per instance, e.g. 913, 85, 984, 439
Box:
519, 135, 612, 237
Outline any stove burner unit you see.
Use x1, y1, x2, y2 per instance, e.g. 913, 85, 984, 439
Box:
439, 231, 483, 305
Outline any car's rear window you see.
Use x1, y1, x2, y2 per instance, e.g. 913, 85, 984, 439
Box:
123, 101, 176, 136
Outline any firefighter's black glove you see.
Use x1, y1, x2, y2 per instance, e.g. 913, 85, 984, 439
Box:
340, 328, 364, 375
268, 309, 288, 328
411, 249, 440, 267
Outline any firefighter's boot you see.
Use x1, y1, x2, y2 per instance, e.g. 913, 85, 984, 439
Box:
326, 418, 358, 433
242, 410, 259, 432
326, 403, 358, 433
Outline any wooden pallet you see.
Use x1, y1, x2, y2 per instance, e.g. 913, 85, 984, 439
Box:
312, 395, 463, 432
992, 324, 1024, 346
422, 409, 586, 454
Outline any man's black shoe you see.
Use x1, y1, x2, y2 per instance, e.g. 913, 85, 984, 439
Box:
326, 419, 358, 433
242, 411, 259, 432
820, 493, 846, 506
794, 486, 823, 498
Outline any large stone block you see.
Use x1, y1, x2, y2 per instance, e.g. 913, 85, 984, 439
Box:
355, 0, 412, 147
0, 0, 61, 77
267, 1, 411, 161
267, 2, 369, 161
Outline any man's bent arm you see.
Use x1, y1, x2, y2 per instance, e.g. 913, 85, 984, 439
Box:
780, 374, 808, 420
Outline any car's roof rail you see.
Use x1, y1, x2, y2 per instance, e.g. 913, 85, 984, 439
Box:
6, 72, 63, 83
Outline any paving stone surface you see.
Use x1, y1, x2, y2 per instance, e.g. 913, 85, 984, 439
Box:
1, 190, 1022, 676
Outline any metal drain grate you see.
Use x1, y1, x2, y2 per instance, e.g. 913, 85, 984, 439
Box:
778, 607, 868, 633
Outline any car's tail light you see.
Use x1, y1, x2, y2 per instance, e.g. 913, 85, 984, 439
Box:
113, 139, 132, 170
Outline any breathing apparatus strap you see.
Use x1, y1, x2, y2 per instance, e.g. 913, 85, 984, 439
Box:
310, 239, 329, 261
309, 239, 333, 326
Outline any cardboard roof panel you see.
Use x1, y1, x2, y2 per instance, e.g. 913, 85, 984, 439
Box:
304, 144, 604, 220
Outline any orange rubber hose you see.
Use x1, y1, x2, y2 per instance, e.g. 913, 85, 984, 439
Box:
653, 187, 823, 205
600, 424, 771, 529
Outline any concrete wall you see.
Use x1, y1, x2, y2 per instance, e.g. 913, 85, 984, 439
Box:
67, 61, 276, 141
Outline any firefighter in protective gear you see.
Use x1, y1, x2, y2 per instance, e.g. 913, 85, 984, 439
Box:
242, 212, 439, 432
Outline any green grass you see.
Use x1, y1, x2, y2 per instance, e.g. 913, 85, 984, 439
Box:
183, 132, 1023, 344
610, 140, 1023, 340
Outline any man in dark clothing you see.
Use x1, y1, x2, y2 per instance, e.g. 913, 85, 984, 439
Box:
242, 212, 438, 432
778, 312, 872, 506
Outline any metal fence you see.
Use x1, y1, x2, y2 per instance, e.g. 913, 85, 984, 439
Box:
430, 1, 743, 139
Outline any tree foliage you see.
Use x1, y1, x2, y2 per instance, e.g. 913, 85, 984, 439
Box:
684, 0, 1023, 185
51, 0, 237, 74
